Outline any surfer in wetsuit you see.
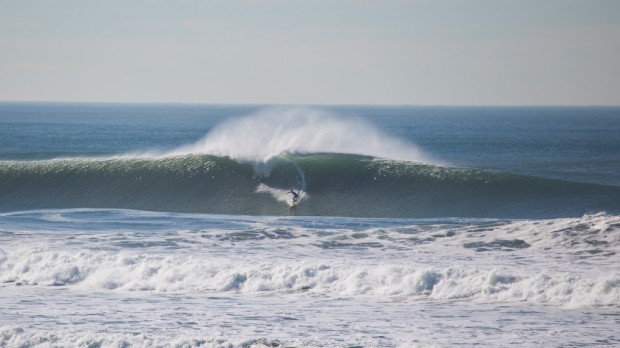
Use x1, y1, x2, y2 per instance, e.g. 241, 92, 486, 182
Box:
289, 189, 300, 203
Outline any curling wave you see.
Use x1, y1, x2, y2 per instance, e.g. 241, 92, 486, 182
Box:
0, 153, 618, 218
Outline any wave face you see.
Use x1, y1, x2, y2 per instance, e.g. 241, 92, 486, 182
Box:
1, 153, 619, 218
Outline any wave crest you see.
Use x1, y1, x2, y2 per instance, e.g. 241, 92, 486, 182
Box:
164, 107, 435, 164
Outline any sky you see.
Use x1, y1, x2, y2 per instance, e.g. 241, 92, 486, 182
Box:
0, 0, 619, 106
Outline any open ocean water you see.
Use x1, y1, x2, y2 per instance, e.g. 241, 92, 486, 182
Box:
0, 103, 619, 347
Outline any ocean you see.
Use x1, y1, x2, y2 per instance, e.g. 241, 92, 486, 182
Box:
0, 103, 619, 347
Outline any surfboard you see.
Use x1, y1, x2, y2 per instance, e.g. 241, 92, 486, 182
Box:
288, 193, 303, 208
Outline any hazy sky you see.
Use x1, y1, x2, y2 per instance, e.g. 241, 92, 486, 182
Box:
1, 0, 619, 105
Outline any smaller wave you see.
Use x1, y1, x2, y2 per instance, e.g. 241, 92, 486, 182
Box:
1, 247, 617, 307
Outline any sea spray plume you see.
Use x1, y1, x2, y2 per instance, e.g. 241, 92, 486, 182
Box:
166, 108, 435, 168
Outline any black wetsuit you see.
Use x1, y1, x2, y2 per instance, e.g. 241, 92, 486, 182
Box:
289, 189, 300, 201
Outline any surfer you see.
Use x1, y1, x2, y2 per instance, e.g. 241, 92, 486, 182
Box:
289, 189, 300, 203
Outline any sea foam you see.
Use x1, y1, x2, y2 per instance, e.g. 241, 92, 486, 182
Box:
1, 246, 618, 307
0, 327, 292, 348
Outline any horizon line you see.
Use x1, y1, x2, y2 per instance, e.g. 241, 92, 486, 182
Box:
1, 100, 619, 108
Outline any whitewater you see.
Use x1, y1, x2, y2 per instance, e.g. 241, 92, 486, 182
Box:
1, 104, 619, 347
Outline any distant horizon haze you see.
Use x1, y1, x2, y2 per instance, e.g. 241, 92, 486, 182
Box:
1, 0, 619, 106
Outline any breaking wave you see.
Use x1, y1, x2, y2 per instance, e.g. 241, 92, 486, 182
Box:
1, 247, 618, 307
0, 154, 618, 218
1, 108, 618, 218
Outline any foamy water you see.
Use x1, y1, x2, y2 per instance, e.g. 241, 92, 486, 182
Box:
1, 210, 619, 347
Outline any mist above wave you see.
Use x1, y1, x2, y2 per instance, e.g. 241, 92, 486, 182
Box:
164, 108, 435, 164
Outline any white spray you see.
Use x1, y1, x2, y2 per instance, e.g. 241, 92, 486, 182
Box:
166, 107, 434, 166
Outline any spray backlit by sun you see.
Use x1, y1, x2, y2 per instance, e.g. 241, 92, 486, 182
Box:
166, 107, 435, 164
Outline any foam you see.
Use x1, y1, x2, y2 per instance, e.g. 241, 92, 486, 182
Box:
1, 247, 617, 307
0, 327, 296, 348
256, 183, 294, 204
